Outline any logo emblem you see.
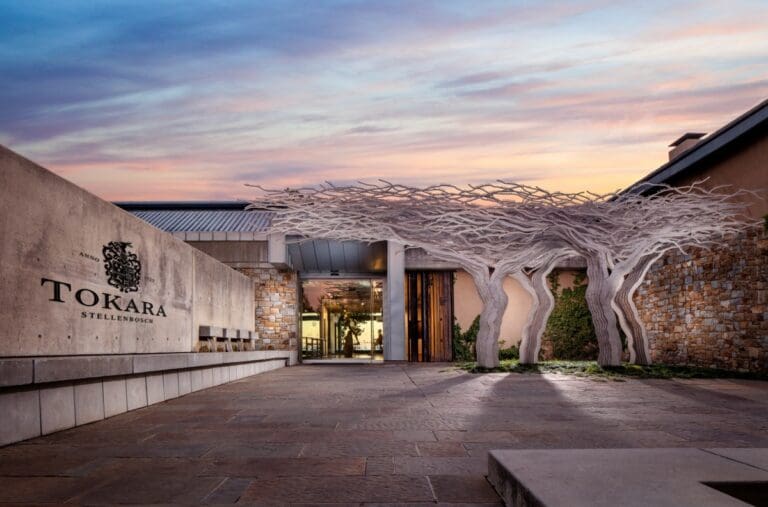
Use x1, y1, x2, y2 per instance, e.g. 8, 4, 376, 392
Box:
102, 241, 141, 293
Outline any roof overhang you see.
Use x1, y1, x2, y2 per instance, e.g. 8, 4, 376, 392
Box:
625, 98, 768, 193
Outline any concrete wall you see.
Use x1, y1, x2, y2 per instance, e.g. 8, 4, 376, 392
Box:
192, 248, 255, 343
188, 240, 269, 266
0, 145, 254, 356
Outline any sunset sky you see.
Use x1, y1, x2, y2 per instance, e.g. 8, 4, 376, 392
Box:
1, 1, 766, 200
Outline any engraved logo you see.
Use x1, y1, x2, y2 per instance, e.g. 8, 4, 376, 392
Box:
102, 241, 141, 293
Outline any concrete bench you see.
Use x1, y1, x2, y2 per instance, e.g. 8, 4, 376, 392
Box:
488, 448, 768, 507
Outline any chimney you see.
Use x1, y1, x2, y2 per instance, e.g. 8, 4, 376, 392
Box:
668, 132, 706, 161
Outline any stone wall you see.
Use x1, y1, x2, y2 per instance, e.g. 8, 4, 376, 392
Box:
236, 265, 298, 352
634, 226, 768, 372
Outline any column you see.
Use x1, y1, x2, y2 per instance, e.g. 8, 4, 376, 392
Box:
385, 241, 406, 361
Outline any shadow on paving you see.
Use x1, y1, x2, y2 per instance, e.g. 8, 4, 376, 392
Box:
0, 364, 766, 504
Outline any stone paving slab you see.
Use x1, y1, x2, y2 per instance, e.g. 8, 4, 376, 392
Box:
0, 364, 767, 504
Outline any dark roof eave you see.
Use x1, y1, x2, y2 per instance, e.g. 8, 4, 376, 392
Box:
115, 201, 249, 211
625, 98, 768, 194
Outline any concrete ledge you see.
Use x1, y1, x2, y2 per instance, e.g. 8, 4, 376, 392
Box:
0, 359, 34, 387
0, 351, 292, 387
35, 355, 133, 383
488, 448, 768, 507
0, 357, 287, 447
188, 352, 225, 368
133, 354, 188, 374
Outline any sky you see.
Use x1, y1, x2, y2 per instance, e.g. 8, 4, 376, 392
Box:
0, 0, 766, 201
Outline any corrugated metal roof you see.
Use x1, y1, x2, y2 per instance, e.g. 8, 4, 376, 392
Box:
130, 210, 273, 232
116, 201, 248, 211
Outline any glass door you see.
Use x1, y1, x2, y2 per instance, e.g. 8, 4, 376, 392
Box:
300, 278, 383, 361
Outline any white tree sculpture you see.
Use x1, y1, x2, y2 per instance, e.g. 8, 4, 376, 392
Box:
251, 182, 576, 368
514, 249, 572, 364
468, 182, 755, 365
586, 183, 756, 365
251, 181, 753, 368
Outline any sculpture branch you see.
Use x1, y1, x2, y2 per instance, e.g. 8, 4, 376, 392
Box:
249, 180, 756, 367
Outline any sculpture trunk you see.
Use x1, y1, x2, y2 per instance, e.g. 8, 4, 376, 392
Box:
584, 255, 622, 366
613, 254, 662, 365
517, 262, 558, 364
472, 269, 508, 368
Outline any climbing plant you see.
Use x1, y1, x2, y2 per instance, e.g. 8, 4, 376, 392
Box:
543, 272, 598, 360
453, 315, 518, 361
453, 315, 480, 362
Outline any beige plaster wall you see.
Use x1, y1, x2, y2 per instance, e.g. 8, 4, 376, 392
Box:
453, 271, 532, 348
670, 134, 768, 218
453, 268, 583, 348
0, 145, 254, 357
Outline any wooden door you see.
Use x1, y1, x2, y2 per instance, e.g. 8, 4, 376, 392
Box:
405, 271, 454, 361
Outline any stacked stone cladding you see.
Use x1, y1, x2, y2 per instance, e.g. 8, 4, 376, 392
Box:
634, 226, 767, 372
236, 266, 298, 352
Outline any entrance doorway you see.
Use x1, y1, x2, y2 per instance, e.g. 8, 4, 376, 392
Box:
300, 278, 384, 361
405, 271, 454, 362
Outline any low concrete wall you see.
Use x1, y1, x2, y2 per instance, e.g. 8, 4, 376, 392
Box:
0, 350, 296, 446
0, 145, 254, 356
0, 145, 278, 445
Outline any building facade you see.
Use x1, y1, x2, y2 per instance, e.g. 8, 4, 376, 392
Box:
630, 98, 768, 371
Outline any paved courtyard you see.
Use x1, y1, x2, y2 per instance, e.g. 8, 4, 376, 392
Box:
1, 364, 767, 505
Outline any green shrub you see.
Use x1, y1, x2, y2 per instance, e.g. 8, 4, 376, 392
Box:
453, 315, 519, 362
453, 315, 479, 361
499, 345, 519, 361
543, 272, 599, 360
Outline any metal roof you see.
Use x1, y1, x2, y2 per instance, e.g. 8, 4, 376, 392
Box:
287, 240, 387, 274
116, 201, 249, 211
130, 209, 273, 233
